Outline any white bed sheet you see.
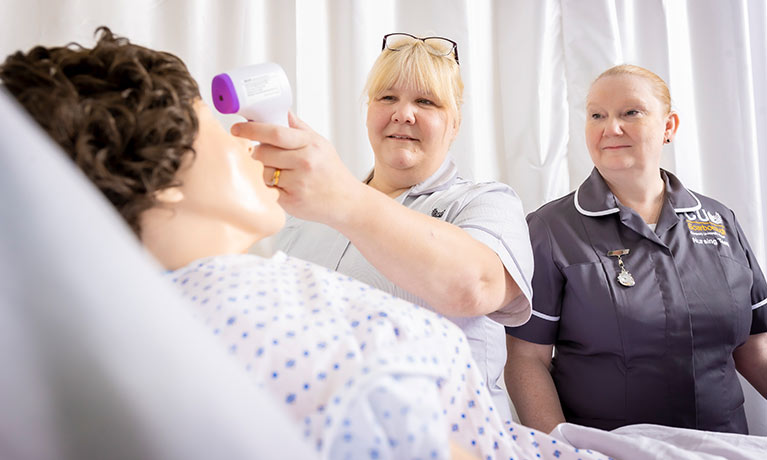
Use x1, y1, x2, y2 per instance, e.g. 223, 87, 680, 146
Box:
552, 422, 767, 460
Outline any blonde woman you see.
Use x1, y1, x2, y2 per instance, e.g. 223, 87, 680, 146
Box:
234, 33, 534, 421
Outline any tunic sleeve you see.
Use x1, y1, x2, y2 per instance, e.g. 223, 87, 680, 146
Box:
451, 185, 534, 327
272, 214, 302, 252
732, 216, 767, 334
505, 212, 564, 344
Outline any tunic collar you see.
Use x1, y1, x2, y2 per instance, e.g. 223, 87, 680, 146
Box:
574, 167, 701, 217
408, 157, 459, 196
364, 157, 459, 200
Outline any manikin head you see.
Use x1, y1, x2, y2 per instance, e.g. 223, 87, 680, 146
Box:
1, 27, 284, 268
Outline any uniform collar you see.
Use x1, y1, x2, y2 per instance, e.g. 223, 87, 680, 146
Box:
574, 167, 701, 217
364, 157, 459, 198
408, 157, 458, 196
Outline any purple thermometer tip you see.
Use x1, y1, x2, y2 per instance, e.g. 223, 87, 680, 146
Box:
211, 73, 239, 114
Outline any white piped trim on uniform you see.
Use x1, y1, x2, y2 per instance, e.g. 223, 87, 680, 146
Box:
574, 185, 619, 217
531, 309, 560, 322
752, 297, 767, 310
674, 190, 702, 213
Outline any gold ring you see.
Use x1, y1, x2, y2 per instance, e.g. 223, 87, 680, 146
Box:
271, 168, 281, 187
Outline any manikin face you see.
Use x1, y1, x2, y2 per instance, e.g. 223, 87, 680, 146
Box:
171, 100, 285, 238
585, 74, 677, 177
366, 81, 459, 188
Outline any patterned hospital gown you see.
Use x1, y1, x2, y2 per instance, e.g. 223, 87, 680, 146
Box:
168, 252, 609, 460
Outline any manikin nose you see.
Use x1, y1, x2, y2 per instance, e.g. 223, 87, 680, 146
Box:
237, 136, 257, 156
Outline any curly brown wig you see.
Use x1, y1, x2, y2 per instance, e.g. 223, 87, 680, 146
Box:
0, 26, 201, 236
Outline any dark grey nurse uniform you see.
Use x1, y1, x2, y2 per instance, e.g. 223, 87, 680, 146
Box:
506, 168, 767, 433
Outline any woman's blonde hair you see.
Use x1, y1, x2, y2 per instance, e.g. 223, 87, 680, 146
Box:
593, 64, 672, 114
364, 37, 463, 121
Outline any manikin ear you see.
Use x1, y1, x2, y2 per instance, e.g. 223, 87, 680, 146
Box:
154, 186, 184, 204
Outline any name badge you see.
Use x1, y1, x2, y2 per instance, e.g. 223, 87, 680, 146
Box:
607, 249, 635, 287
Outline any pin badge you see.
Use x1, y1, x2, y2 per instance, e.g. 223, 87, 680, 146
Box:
607, 249, 635, 287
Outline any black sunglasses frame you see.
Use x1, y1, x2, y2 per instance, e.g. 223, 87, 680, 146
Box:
381, 32, 460, 65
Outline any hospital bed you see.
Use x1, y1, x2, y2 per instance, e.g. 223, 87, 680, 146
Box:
1, 87, 765, 460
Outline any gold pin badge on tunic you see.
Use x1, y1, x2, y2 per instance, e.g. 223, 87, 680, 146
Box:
607, 249, 635, 287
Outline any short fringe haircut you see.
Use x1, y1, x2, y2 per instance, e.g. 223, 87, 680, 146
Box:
364, 37, 463, 121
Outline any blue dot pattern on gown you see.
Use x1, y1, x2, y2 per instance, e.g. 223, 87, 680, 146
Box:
167, 252, 609, 460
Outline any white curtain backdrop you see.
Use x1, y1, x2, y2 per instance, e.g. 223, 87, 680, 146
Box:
2, 0, 765, 434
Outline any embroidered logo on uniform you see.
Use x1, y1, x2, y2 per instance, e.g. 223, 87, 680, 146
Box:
684, 208, 728, 247
709, 211, 723, 225
431, 208, 445, 218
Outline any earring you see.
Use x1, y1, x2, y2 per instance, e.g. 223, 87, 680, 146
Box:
664, 138, 670, 143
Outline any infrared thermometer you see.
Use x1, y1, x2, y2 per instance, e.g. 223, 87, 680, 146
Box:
211, 62, 292, 125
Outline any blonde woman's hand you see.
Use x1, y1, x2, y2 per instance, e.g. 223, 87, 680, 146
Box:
231, 112, 364, 225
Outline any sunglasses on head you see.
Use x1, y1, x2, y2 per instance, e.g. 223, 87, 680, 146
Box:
381, 33, 459, 65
